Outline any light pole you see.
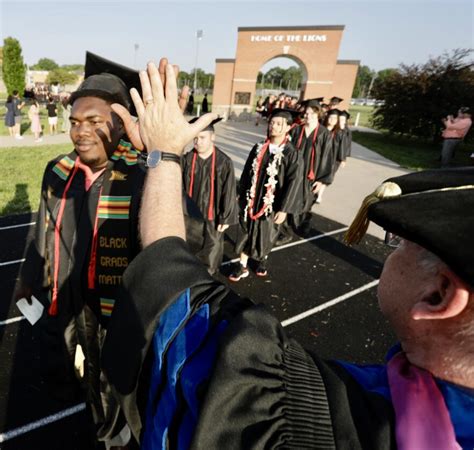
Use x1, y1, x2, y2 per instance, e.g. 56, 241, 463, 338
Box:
193, 30, 203, 91
133, 43, 139, 69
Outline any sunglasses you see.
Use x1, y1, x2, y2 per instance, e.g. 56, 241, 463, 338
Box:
384, 232, 402, 248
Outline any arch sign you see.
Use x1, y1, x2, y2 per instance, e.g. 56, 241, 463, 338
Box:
212, 26, 359, 117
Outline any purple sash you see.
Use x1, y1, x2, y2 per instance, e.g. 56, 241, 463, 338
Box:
387, 352, 461, 450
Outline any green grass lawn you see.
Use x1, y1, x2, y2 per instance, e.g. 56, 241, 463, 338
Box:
352, 131, 474, 170
348, 105, 374, 128
0, 143, 72, 216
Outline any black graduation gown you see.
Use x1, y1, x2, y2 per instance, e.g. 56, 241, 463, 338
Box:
341, 127, 352, 159
330, 129, 345, 176
102, 237, 397, 449
290, 124, 334, 213
20, 150, 144, 441
201, 97, 209, 113
182, 147, 237, 273
235, 141, 303, 260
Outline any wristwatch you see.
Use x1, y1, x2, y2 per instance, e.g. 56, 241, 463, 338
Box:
146, 150, 181, 168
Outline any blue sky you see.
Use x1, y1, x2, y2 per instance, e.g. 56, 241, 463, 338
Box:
1, 0, 473, 73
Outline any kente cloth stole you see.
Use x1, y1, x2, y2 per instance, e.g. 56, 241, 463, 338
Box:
46, 140, 140, 318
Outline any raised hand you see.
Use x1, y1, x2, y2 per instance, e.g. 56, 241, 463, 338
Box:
111, 59, 192, 152
130, 60, 218, 155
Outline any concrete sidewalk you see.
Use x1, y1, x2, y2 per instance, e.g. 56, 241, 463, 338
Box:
0, 120, 409, 239
0, 133, 71, 148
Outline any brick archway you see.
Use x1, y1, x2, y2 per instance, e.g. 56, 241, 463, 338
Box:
212, 26, 359, 118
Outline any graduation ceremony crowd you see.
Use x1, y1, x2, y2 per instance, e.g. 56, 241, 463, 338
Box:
13, 53, 473, 449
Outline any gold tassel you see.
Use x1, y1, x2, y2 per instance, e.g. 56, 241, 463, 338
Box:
344, 182, 402, 245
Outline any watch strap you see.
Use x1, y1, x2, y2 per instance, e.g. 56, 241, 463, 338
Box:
160, 152, 181, 163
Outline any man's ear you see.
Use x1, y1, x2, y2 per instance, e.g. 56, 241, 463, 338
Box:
411, 270, 470, 320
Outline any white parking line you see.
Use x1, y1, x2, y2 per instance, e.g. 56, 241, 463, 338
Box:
281, 279, 380, 327
0, 278, 378, 440
0, 222, 36, 231
221, 227, 348, 266
0, 227, 348, 270
0, 316, 25, 326
0, 258, 25, 267
0, 403, 86, 443
0, 227, 349, 326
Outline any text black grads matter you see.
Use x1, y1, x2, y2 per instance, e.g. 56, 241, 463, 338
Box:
16, 52, 145, 446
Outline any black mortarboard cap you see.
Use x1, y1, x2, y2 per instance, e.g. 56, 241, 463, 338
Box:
270, 108, 299, 125
303, 98, 322, 109
70, 52, 141, 116
330, 96, 343, 103
345, 167, 474, 288
327, 108, 341, 116
188, 116, 222, 132
340, 110, 351, 119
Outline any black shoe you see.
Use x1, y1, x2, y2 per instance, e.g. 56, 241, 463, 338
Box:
295, 226, 312, 238
276, 234, 293, 246
229, 264, 249, 282
255, 260, 268, 277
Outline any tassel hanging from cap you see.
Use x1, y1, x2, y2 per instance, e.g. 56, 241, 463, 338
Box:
344, 181, 402, 245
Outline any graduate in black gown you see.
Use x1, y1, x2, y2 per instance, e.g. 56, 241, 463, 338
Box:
101, 65, 474, 448
182, 118, 237, 274
339, 109, 352, 162
14, 52, 146, 447
228, 109, 303, 280
285, 99, 333, 236
323, 108, 344, 192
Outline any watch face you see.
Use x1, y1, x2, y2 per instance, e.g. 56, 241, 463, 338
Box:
147, 150, 161, 168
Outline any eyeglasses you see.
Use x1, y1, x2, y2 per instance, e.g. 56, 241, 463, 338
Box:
384, 231, 402, 248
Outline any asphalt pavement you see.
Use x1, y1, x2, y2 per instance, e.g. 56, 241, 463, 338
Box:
0, 119, 408, 449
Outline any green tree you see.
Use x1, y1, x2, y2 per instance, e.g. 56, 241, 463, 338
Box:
282, 66, 303, 90
372, 68, 398, 94
264, 67, 285, 89
61, 64, 84, 72
189, 68, 214, 90
352, 65, 375, 98
47, 68, 78, 85
31, 57, 59, 71
372, 49, 474, 141
2, 37, 26, 95
177, 70, 190, 88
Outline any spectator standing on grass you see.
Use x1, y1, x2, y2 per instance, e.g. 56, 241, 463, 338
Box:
187, 90, 195, 115
201, 92, 209, 113
441, 107, 472, 167
46, 96, 58, 135
61, 93, 72, 134
4, 95, 16, 137
28, 98, 42, 142
12, 90, 25, 139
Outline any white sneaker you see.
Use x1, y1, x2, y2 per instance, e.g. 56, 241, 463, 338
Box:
470, 153, 474, 159
15, 135, 24, 140
35, 138, 43, 143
